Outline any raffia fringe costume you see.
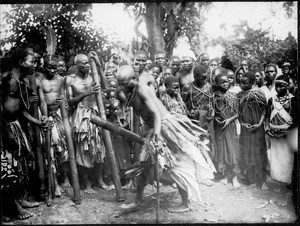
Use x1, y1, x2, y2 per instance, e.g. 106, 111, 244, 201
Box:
48, 108, 69, 173
140, 113, 216, 202
71, 104, 106, 168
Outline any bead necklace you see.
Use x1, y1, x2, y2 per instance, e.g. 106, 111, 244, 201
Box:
12, 70, 30, 110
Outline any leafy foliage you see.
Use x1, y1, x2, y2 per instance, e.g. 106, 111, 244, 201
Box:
175, 2, 211, 59
210, 21, 297, 70
2, 4, 114, 67
124, 2, 212, 58
282, 1, 295, 18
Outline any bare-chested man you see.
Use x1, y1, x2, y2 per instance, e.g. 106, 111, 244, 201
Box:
38, 58, 71, 197
1, 48, 48, 220
65, 52, 110, 193
118, 65, 216, 212
176, 55, 195, 92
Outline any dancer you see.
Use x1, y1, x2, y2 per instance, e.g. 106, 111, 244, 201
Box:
118, 65, 216, 212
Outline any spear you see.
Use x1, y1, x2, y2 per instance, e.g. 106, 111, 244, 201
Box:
89, 55, 125, 202
154, 144, 160, 224
60, 99, 81, 204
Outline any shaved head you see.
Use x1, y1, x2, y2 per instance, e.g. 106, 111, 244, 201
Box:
74, 54, 88, 65
117, 65, 135, 83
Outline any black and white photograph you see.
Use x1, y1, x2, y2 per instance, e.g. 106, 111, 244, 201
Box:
0, 1, 298, 224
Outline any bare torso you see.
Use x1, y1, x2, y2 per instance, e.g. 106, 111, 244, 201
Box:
130, 84, 169, 128
2, 70, 29, 122
39, 74, 64, 112
68, 73, 96, 108
177, 70, 194, 90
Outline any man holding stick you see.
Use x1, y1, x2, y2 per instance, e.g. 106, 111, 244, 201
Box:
117, 65, 216, 213
37, 58, 71, 197
65, 52, 110, 193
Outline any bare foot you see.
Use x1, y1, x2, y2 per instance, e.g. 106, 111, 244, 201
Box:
61, 179, 71, 188
153, 181, 163, 188
122, 181, 132, 190
120, 203, 139, 210
205, 179, 214, 187
18, 199, 39, 208
84, 187, 96, 194
2, 215, 11, 222
98, 182, 113, 191
171, 183, 177, 188
199, 179, 214, 187
55, 185, 64, 197
232, 176, 241, 188
15, 200, 33, 220
168, 204, 191, 213
261, 182, 269, 190
220, 177, 228, 185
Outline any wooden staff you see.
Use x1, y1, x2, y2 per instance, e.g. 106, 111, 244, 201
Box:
89, 57, 125, 202
155, 145, 160, 224
45, 127, 53, 206
0, 78, 3, 153
90, 114, 144, 144
60, 100, 81, 204
28, 73, 46, 197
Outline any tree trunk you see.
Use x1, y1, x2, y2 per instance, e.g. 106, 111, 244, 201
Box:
145, 2, 165, 59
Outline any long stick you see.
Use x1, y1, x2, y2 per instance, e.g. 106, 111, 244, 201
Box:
28, 73, 46, 196
90, 114, 144, 144
45, 128, 52, 206
60, 100, 81, 204
0, 77, 3, 154
155, 146, 160, 224
89, 58, 125, 202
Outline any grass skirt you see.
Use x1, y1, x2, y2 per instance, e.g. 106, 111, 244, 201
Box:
140, 113, 216, 202
72, 105, 106, 168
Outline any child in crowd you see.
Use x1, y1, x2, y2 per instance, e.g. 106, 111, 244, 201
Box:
227, 69, 241, 94
160, 76, 187, 115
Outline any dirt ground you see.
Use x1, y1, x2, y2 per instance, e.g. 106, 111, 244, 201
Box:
3, 175, 297, 225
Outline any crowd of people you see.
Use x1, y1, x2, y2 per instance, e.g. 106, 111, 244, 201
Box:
0, 42, 298, 221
